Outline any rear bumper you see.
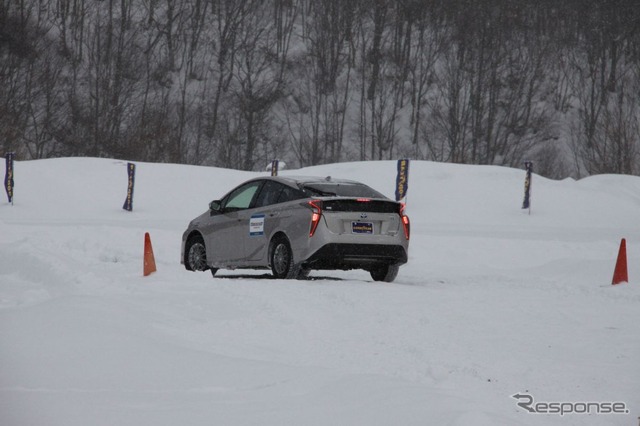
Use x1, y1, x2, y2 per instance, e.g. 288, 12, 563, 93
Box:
302, 243, 408, 270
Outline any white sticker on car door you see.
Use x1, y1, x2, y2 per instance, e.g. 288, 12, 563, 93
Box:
249, 214, 265, 236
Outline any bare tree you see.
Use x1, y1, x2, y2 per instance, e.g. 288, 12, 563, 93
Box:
425, 2, 552, 168
568, 1, 640, 175
230, 0, 284, 170
282, 0, 355, 166
2, 0, 640, 179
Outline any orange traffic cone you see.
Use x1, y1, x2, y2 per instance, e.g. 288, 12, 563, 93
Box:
611, 238, 628, 285
143, 232, 157, 276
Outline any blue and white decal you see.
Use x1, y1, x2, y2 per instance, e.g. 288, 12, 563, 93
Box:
249, 214, 265, 236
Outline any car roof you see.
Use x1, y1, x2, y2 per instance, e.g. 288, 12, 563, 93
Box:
237, 175, 390, 201
265, 175, 362, 186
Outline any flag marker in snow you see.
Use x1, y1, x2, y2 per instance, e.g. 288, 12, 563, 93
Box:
522, 161, 533, 214
123, 162, 135, 211
395, 159, 410, 202
611, 238, 628, 285
143, 232, 157, 276
4, 152, 15, 204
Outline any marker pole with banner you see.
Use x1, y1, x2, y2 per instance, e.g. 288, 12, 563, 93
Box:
395, 159, 410, 202
122, 162, 136, 212
4, 152, 15, 205
522, 161, 533, 215
270, 159, 279, 177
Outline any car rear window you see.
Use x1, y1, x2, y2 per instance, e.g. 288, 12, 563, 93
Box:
300, 182, 386, 199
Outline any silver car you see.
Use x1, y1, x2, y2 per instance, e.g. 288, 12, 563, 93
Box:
181, 176, 410, 282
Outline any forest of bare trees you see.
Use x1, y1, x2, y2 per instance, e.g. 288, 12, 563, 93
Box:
1, 0, 639, 178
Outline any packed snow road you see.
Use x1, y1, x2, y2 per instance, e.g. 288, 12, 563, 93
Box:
1, 158, 639, 425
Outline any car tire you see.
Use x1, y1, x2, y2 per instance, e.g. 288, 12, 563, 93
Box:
370, 264, 399, 282
185, 235, 213, 273
297, 268, 311, 279
270, 236, 300, 279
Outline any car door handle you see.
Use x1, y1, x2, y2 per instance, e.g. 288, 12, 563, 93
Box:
269, 212, 280, 217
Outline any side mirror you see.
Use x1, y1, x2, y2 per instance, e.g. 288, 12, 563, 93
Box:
209, 200, 222, 213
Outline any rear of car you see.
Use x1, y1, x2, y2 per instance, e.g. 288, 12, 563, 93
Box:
291, 180, 410, 280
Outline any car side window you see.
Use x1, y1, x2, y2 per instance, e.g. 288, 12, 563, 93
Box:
223, 181, 263, 211
254, 181, 284, 208
278, 185, 305, 203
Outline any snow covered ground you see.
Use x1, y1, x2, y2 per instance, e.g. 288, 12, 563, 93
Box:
1, 158, 639, 426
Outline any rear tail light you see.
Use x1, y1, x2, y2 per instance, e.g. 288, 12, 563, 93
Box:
399, 202, 410, 240
308, 200, 323, 237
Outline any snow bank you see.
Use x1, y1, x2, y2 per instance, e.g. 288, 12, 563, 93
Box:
1, 158, 639, 425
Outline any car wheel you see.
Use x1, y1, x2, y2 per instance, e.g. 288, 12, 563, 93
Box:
185, 235, 209, 272
370, 264, 400, 282
270, 237, 299, 279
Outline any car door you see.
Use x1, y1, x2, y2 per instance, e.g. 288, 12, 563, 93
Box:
243, 180, 285, 262
244, 181, 306, 263
203, 180, 263, 264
